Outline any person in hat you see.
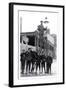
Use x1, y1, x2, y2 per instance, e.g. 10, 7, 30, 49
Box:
26, 48, 32, 74
46, 53, 53, 74
37, 21, 45, 49
20, 50, 26, 74
31, 50, 38, 73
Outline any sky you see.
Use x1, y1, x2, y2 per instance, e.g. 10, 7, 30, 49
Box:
19, 10, 58, 35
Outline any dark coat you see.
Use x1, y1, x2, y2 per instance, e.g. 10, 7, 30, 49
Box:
25, 51, 32, 61
20, 53, 26, 62
30, 51, 38, 62
46, 56, 53, 64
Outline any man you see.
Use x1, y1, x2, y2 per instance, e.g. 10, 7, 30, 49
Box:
41, 55, 46, 73
37, 21, 45, 49
26, 48, 32, 74
46, 53, 53, 74
36, 54, 41, 74
20, 50, 26, 74
31, 50, 38, 73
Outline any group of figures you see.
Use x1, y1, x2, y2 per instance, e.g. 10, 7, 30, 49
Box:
20, 48, 53, 76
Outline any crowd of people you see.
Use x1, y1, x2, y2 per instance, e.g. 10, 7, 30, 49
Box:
20, 48, 53, 76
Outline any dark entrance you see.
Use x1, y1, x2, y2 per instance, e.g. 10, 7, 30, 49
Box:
27, 35, 35, 46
